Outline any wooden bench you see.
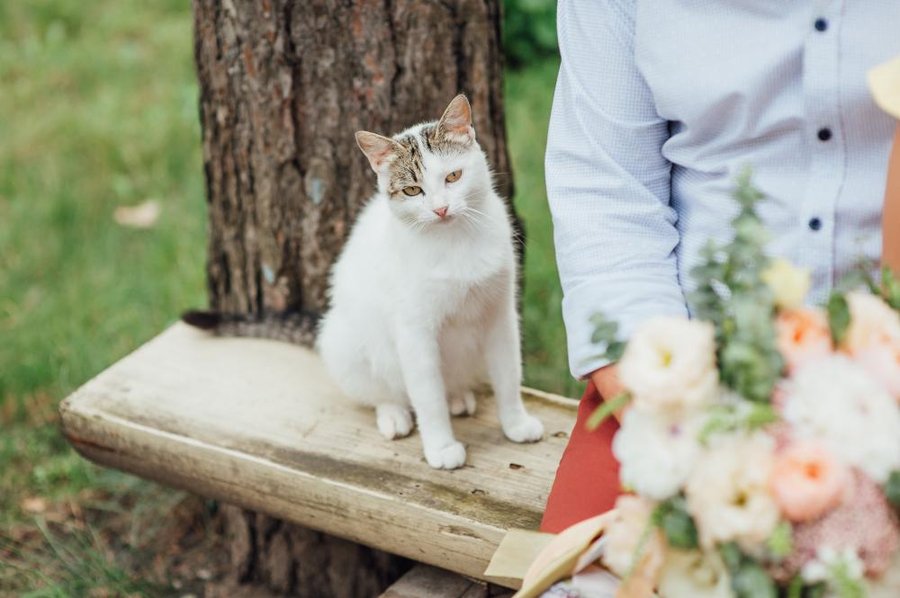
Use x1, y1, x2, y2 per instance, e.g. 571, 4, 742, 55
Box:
59, 323, 577, 589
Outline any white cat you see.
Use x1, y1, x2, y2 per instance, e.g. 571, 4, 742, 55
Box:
183, 95, 543, 469
316, 95, 543, 469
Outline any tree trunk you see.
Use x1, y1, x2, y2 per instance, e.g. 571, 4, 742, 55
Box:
194, 0, 516, 317
192, 0, 515, 594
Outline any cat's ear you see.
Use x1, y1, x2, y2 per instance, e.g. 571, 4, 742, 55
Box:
355, 131, 400, 171
437, 94, 475, 143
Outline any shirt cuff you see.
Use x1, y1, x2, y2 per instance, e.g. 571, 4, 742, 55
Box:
561, 276, 689, 379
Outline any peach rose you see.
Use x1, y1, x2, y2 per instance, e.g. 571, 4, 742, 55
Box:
775, 308, 833, 373
769, 442, 849, 523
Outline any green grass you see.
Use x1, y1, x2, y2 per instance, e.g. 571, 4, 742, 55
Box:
0, 1, 207, 593
508, 59, 582, 398
0, 1, 573, 593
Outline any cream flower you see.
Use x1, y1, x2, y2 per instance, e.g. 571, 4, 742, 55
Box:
842, 292, 900, 398
658, 549, 732, 598
782, 355, 900, 483
613, 408, 703, 500
619, 316, 718, 412
601, 495, 665, 580
685, 433, 780, 550
854, 344, 900, 399
843, 292, 900, 353
762, 258, 811, 310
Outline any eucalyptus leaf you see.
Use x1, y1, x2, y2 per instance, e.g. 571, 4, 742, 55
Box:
652, 497, 698, 549
827, 292, 851, 346
731, 563, 777, 598
585, 392, 631, 431
885, 470, 900, 510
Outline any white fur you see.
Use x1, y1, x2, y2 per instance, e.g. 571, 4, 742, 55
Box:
317, 122, 543, 469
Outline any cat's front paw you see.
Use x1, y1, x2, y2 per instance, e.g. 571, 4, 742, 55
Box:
503, 414, 544, 443
376, 404, 414, 440
424, 441, 467, 470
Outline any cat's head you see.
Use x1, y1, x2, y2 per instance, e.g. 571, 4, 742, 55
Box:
355, 95, 492, 229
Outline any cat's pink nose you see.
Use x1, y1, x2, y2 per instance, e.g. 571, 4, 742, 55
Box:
433, 206, 449, 219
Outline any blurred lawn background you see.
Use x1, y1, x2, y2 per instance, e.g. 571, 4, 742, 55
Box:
0, 0, 574, 593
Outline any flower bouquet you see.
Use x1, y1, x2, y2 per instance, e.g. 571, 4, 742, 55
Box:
520, 172, 900, 598
586, 172, 900, 597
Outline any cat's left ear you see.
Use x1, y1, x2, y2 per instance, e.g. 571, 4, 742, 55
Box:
437, 94, 475, 144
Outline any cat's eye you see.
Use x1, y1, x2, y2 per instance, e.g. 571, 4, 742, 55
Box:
445, 170, 462, 184
402, 186, 422, 197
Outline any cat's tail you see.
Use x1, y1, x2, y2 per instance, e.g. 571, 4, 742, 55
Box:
181, 309, 320, 347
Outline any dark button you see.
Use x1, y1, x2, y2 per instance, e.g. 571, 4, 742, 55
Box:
817, 128, 832, 141
814, 18, 828, 32
809, 217, 823, 231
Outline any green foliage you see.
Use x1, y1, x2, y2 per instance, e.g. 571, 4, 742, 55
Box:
828, 560, 865, 598
0, 1, 209, 591
767, 521, 793, 561
885, 470, 900, 510
826, 292, 851, 346
687, 170, 784, 402
585, 392, 631, 431
503, 0, 558, 68
699, 401, 778, 444
881, 266, 900, 310
719, 543, 778, 598
652, 497, 699, 550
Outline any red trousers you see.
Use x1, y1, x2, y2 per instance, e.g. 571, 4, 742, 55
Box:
540, 383, 622, 533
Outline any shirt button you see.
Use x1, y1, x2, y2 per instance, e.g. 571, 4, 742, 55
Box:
814, 18, 828, 32
809, 217, 823, 231
817, 128, 832, 142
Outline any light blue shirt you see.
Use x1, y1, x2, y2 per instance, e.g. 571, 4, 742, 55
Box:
546, 0, 900, 379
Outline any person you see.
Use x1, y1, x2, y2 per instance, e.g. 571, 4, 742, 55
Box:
540, 0, 900, 533
871, 56, 900, 272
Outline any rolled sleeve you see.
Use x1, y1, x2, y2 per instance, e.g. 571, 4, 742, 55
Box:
547, 0, 688, 378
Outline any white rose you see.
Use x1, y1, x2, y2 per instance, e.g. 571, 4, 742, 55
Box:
761, 258, 811, 310
783, 355, 900, 483
685, 432, 780, 550
619, 317, 719, 413
658, 549, 732, 598
613, 408, 703, 500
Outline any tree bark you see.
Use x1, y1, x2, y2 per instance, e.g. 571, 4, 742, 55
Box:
194, 0, 516, 316
192, 0, 515, 594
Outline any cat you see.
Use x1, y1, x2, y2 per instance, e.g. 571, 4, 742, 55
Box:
184, 95, 543, 469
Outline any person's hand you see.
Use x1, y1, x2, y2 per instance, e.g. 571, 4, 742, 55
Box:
589, 364, 628, 422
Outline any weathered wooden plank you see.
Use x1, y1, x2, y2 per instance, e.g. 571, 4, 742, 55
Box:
379, 564, 480, 597
378, 563, 516, 597
59, 324, 577, 586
